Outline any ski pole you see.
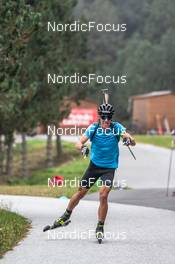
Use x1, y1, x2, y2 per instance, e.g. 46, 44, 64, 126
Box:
127, 145, 136, 160
123, 138, 136, 160
166, 130, 175, 197
166, 147, 173, 196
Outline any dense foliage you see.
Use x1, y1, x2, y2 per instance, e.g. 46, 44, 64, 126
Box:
0, 0, 174, 177
75, 0, 175, 119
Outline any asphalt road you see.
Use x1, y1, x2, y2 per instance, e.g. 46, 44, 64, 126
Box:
3, 137, 174, 263
117, 143, 175, 189
85, 188, 175, 211
0, 195, 175, 264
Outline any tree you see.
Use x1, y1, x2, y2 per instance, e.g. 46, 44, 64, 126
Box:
75, 0, 175, 121
26, 0, 89, 166
0, 0, 40, 176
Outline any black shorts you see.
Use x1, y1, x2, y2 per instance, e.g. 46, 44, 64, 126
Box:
80, 161, 115, 189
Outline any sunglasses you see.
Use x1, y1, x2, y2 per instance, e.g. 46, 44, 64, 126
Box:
101, 115, 112, 121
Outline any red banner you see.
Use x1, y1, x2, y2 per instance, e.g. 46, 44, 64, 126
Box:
61, 108, 98, 127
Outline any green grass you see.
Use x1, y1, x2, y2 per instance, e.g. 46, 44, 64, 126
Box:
10, 157, 89, 185
0, 184, 99, 198
4, 139, 49, 180
134, 135, 172, 148
6, 140, 82, 186
1, 139, 99, 197
0, 208, 30, 258
13, 139, 78, 157
3, 140, 79, 183
14, 139, 46, 152
0, 156, 99, 197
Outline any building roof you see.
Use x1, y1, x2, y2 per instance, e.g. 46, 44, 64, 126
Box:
131, 90, 174, 100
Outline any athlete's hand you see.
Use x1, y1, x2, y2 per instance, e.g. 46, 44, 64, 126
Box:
123, 137, 131, 146
123, 137, 136, 146
122, 132, 136, 146
81, 145, 89, 158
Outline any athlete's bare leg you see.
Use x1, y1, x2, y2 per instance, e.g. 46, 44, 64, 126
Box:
98, 185, 111, 222
67, 187, 88, 211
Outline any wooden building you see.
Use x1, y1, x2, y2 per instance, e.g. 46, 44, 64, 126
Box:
130, 91, 175, 133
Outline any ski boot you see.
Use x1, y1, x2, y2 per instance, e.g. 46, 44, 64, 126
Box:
95, 222, 104, 244
43, 209, 72, 232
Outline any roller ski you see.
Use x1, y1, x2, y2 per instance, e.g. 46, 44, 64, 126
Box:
43, 209, 72, 232
95, 222, 104, 244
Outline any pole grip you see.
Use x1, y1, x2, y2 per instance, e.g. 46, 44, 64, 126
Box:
102, 89, 109, 104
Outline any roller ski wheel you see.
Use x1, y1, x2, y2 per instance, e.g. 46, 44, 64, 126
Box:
96, 231, 103, 244
96, 224, 104, 244
43, 219, 71, 232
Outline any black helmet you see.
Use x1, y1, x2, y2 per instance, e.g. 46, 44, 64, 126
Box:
98, 103, 115, 116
